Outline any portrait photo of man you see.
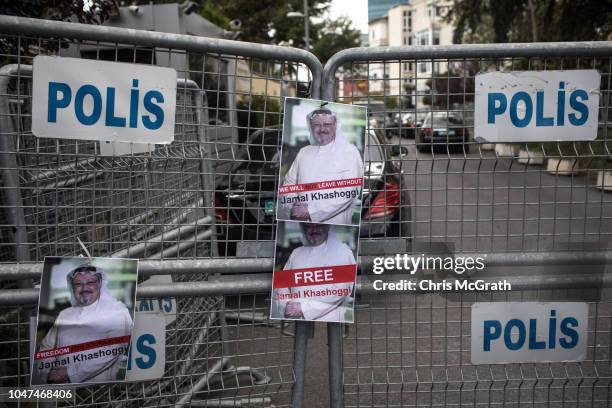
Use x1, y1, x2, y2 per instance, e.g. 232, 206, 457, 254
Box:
31, 258, 137, 386
277, 99, 366, 226
271, 222, 358, 323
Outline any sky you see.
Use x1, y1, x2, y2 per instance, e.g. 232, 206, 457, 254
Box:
327, 0, 368, 34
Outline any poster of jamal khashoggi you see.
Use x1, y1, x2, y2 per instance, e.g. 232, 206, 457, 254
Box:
31, 257, 138, 386
271, 98, 366, 323
276, 98, 367, 227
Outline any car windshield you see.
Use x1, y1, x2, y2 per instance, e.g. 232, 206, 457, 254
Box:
424, 113, 463, 127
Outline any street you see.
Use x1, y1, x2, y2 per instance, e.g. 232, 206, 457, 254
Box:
387, 135, 612, 254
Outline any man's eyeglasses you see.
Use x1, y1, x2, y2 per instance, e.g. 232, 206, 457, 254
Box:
312, 123, 335, 130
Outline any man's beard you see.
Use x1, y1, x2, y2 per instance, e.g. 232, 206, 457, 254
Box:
76, 291, 97, 306
307, 235, 326, 246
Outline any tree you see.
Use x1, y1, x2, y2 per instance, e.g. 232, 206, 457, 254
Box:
0, 1, 114, 56
311, 17, 361, 64
422, 63, 477, 108
202, 0, 331, 49
448, 0, 611, 44
0, 0, 113, 23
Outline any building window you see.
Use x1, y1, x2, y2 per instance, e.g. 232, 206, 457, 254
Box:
433, 30, 440, 45
408, 11, 412, 31
417, 30, 429, 46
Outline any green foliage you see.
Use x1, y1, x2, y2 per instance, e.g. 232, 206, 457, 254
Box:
204, 0, 330, 48
384, 96, 398, 109
448, 0, 611, 43
200, 0, 230, 29
421, 63, 476, 108
311, 17, 361, 64
0, 0, 113, 23
200, 1, 360, 64
0, 1, 114, 57
237, 95, 282, 129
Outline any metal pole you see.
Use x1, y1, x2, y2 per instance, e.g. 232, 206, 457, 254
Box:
0, 65, 32, 272
303, 0, 310, 51
0, 15, 324, 103
328, 322, 344, 408
291, 321, 314, 408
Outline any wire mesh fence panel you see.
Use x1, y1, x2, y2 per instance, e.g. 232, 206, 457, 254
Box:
345, 289, 612, 408
329, 51, 612, 254
324, 44, 612, 407
0, 293, 296, 407
0, 16, 321, 407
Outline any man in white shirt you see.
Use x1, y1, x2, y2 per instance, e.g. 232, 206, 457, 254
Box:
35, 265, 133, 384
272, 223, 356, 322
280, 108, 364, 225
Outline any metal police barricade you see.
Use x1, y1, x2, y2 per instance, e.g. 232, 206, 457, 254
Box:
322, 43, 612, 407
1, 14, 612, 408
0, 15, 322, 407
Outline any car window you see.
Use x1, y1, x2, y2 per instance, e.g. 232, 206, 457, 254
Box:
232, 129, 281, 173
426, 113, 463, 127
364, 130, 385, 163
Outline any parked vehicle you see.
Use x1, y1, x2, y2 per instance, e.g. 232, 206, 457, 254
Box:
215, 128, 412, 255
416, 112, 470, 152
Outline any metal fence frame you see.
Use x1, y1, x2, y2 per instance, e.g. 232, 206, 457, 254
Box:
321, 43, 612, 408
0, 14, 611, 408
0, 14, 323, 408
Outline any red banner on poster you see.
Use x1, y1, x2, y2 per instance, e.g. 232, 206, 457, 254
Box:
35, 335, 131, 360
278, 177, 362, 195
273, 264, 357, 288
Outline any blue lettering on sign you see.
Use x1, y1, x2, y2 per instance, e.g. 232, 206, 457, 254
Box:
487, 81, 589, 127
487, 93, 506, 124
504, 319, 526, 350
482, 310, 580, 352
135, 334, 157, 369
483, 320, 502, 351
138, 299, 154, 312
142, 90, 165, 130
127, 333, 157, 370
48, 82, 71, 123
559, 317, 579, 349
159, 298, 173, 313
74, 85, 102, 126
46, 80, 165, 129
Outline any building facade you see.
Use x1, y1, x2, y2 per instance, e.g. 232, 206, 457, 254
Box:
368, 0, 409, 23
367, 0, 454, 106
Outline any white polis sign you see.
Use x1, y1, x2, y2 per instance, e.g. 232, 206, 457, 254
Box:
32, 56, 176, 144
471, 302, 588, 364
474, 70, 600, 143
126, 313, 166, 381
